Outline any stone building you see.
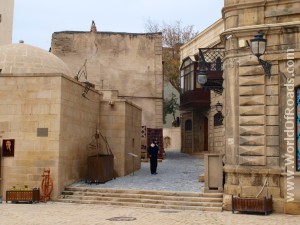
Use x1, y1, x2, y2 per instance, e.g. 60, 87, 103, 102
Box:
51, 31, 163, 130
0, 0, 14, 46
0, 3, 163, 200
51, 31, 163, 155
0, 43, 142, 199
180, 0, 300, 214
222, 0, 300, 214
180, 19, 225, 154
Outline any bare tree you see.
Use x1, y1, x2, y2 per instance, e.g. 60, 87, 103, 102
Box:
145, 19, 198, 94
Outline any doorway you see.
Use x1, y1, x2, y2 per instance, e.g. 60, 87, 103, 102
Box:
204, 117, 208, 151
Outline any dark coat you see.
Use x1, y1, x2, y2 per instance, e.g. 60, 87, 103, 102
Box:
148, 143, 159, 157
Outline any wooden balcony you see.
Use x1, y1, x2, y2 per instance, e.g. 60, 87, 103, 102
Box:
180, 89, 210, 110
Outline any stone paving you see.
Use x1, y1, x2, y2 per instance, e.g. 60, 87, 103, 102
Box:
1, 150, 299, 224
70, 150, 205, 192
0, 202, 299, 225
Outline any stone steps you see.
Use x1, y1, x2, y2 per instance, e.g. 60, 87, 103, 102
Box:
57, 187, 223, 212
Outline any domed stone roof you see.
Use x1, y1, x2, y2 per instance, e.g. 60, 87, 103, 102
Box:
0, 43, 72, 75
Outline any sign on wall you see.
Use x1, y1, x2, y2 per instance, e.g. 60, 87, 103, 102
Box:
2, 139, 15, 157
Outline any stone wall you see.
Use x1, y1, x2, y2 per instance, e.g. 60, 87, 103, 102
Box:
58, 75, 100, 196
51, 31, 163, 129
208, 92, 225, 153
222, 0, 300, 213
0, 0, 14, 45
99, 90, 142, 176
163, 127, 181, 150
0, 74, 99, 199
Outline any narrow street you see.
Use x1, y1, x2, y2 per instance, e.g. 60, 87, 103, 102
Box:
70, 150, 204, 192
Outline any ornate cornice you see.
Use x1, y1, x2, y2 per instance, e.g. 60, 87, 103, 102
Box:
220, 21, 300, 40
222, 0, 300, 18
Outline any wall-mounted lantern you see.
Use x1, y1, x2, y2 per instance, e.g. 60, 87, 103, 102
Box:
214, 102, 224, 126
250, 31, 272, 77
197, 68, 207, 85
215, 102, 223, 113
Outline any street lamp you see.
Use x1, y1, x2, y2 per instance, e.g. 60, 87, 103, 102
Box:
197, 69, 207, 85
250, 31, 272, 77
214, 102, 224, 126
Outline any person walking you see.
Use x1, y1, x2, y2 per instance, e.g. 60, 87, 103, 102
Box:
148, 139, 159, 174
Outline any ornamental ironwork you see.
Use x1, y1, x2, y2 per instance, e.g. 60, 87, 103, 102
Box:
198, 48, 225, 94
198, 48, 225, 72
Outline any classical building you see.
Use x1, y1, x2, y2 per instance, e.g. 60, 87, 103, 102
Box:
180, 19, 224, 154
0, 0, 14, 45
222, 0, 300, 214
0, 43, 142, 199
180, 0, 300, 214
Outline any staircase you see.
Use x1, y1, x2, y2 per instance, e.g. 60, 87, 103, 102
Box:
57, 187, 223, 212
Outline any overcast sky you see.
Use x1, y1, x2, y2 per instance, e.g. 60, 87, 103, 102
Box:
12, 0, 224, 50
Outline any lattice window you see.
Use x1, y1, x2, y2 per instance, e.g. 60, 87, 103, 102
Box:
198, 48, 225, 72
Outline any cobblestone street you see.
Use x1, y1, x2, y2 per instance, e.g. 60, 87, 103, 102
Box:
70, 150, 205, 192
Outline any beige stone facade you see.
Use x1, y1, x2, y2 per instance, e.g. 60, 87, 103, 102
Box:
163, 127, 181, 150
99, 90, 142, 176
180, 19, 225, 154
0, 0, 14, 46
180, 0, 300, 214
0, 43, 142, 199
221, 0, 300, 214
51, 31, 163, 130
0, 73, 98, 199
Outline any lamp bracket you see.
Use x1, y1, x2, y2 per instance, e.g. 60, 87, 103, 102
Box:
258, 58, 272, 78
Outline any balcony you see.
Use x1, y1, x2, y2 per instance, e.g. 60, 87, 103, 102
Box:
180, 88, 210, 110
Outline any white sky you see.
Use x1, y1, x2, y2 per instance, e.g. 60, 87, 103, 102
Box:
12, 0, 224, 50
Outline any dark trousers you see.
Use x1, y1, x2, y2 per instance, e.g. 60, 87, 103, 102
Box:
150, 156, 158, 174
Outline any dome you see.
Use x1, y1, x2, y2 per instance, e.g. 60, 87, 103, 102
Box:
0, 43, 72, 75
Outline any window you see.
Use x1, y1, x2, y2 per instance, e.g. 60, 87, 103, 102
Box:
214, 113, 223, 126
185, 119, 192, 131
297, 87, 300, 171
180, 58, 196, 93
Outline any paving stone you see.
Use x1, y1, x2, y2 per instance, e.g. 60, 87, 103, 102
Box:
0, 202, 299, 225
1, 151, 298, 224
70, 150, 205, 193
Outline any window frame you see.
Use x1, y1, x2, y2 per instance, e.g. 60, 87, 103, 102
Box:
180, 58, 198, 93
